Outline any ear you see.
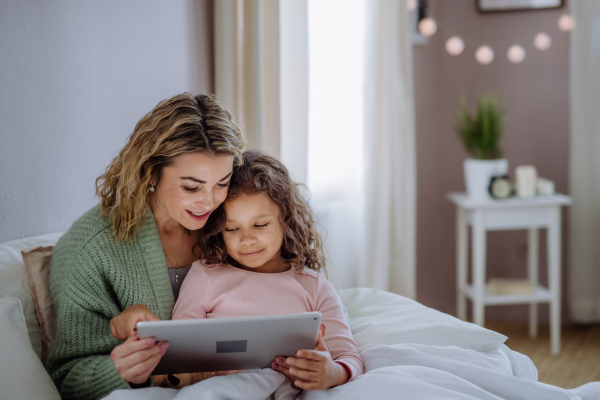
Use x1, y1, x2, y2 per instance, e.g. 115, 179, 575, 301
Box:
149, 177, 157, 186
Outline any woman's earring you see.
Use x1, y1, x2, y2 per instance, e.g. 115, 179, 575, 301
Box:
150, 184, 155, 193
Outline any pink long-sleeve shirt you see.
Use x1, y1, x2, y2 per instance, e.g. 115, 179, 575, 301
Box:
172, 261, 364, 381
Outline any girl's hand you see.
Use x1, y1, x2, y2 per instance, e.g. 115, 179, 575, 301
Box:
274, 329, 349, 391
110, 332, 169, 385
110, 304, 160, 341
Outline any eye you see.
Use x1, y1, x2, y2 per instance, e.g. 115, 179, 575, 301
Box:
217, 181, 231, 188
255, 223, 268, 228
183, 186, 199, 192
224, 227, 238, 232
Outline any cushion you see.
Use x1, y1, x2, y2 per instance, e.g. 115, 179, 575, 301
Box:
0, 232, 63, 360
22, 246, 56, 364
0, 297, 61, 399
339, 288, 507, 353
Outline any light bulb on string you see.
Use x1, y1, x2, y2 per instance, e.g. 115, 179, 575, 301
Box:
418, 18, 437, 37
533, 33, 552, 51
507, 45, 526, 63
558, 14, 576, 32
475, 46, 494, 65
407, 0, 417, 12
445, 36, 465, 55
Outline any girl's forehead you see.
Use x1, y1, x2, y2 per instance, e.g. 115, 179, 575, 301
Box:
224, 192, 280, 218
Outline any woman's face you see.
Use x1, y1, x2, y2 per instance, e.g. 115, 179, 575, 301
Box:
150, 152, 234, 231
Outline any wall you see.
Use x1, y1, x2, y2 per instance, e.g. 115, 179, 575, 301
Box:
0, 0, 214, 243
414, 0, 570, 323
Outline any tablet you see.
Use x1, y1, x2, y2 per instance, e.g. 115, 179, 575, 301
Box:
137, 312, 322, 375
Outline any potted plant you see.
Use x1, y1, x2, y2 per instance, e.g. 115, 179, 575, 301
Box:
456, 92, 507, 201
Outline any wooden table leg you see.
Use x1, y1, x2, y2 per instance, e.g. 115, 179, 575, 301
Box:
528, 228, 539, 339
457, 208, 468, 320
472, 210, 486, 326
548, 207, 561, 355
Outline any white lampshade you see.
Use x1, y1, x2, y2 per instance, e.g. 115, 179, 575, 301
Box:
407, 0, 417, 12
418, 18, 437, 37
533, 33, 552, 51
475, 46, 494, 65
558, 14, 576, 32
507, 45, 526, 63
445, 36, 465, 56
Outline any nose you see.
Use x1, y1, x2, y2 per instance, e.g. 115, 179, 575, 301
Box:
239, 229, 257, 246
195, 187, 215, 212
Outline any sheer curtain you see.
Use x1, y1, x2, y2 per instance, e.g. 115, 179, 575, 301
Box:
308, 0, 416, 296
568, 0, 600, 323
214, 0, 309, 183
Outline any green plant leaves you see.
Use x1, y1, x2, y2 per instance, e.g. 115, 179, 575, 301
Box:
455, 92, 505, 160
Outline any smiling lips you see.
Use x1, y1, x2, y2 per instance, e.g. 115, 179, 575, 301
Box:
186, 209, 209, 221
240, 249, 264, 257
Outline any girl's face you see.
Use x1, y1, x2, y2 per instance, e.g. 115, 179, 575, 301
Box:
222, 192, 286, 273
150, 152, 234, 231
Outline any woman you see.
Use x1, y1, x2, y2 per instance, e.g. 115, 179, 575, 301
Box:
47, 93, 244, 400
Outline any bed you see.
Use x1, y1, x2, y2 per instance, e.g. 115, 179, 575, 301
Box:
1, 232, 598, 400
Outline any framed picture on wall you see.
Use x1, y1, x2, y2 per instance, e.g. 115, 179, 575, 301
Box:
477, 0, 563, 13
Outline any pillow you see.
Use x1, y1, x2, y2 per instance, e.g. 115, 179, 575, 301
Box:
22, 246, 56, 365
339, 288, 507, 353
0, 297, 61, 400
0, 232, 63, 360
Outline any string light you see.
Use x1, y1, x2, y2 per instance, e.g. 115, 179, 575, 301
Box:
475, 46, 494, 65
533, 33, 552, 51
507, 45, 526, 63
558, 14, 576, 32
418, 18, 438, 37
406, 0, 417, 12
445, 36, 465, 56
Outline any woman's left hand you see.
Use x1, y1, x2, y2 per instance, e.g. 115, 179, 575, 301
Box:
272, 328, 349, 390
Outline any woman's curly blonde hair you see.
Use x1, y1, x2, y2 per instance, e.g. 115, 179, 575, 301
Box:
96, 93, 244, 241
199, 150, 326, 272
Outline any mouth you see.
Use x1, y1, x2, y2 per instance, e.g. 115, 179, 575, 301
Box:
240, 249, 264, 257
186, 209, 210, 222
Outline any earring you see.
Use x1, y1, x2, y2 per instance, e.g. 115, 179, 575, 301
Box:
150, 184, 155, 193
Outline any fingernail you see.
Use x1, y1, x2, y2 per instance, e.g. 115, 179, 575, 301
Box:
272, 363, 279, 369
276, 357, 285, 364
133, 331, 139, 337
160, 342, 170, 350
146, 338, 156, 346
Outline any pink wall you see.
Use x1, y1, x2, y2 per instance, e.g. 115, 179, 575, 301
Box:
414, 0, 571, 323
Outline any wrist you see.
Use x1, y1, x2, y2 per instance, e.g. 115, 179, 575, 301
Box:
331, 361, 349, 387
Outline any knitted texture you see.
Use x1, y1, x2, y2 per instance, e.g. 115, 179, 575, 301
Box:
47, 204, 174, 400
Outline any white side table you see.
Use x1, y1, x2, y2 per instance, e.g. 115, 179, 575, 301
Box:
447, 192, 572, 355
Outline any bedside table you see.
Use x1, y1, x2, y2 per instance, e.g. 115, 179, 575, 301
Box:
447, 192, 572, 355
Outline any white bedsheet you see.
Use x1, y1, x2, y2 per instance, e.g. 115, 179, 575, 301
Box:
102, 344, 600, 400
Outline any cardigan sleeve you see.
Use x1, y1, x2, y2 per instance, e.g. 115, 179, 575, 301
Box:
47, 248, 140, 400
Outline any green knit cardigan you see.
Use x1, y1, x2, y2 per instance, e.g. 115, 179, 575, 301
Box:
47, 204, 174, 400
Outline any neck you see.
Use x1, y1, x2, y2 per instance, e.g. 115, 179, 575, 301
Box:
149, 196, 183, 236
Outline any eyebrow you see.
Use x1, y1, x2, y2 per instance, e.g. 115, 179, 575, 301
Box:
180, 171, 233, 184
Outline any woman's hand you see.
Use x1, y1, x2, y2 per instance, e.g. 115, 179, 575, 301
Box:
110, 332, 169, 385
272, 328, 349, 390
110, 304, 160, 341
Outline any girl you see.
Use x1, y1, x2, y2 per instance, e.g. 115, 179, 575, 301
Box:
173, 150, 363, 390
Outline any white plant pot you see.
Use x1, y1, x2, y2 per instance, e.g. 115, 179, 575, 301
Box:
463, 158, 508, 201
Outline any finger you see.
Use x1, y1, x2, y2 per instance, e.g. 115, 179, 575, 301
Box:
116, 343, 164, 374
289, 367, 320, 381
319, 324, 326, 337
315, 330, 328, 352
294, 380, 322, 391
111, 335, 157, 359
292, 350, 326, 362
286, 357, 320, 372
122, 352, 162, 384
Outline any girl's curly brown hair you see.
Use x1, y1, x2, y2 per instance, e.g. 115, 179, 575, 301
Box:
199, 150, 326, 272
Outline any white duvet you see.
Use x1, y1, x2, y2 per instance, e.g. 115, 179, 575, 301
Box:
103, 343, 600, 400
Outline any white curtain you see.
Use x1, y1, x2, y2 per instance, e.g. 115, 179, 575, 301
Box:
213, 0, 308, 183
358, 0, 416, 298
568, 1, 600, 323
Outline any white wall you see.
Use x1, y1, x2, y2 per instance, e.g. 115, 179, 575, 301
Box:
0, 0, 214, 242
